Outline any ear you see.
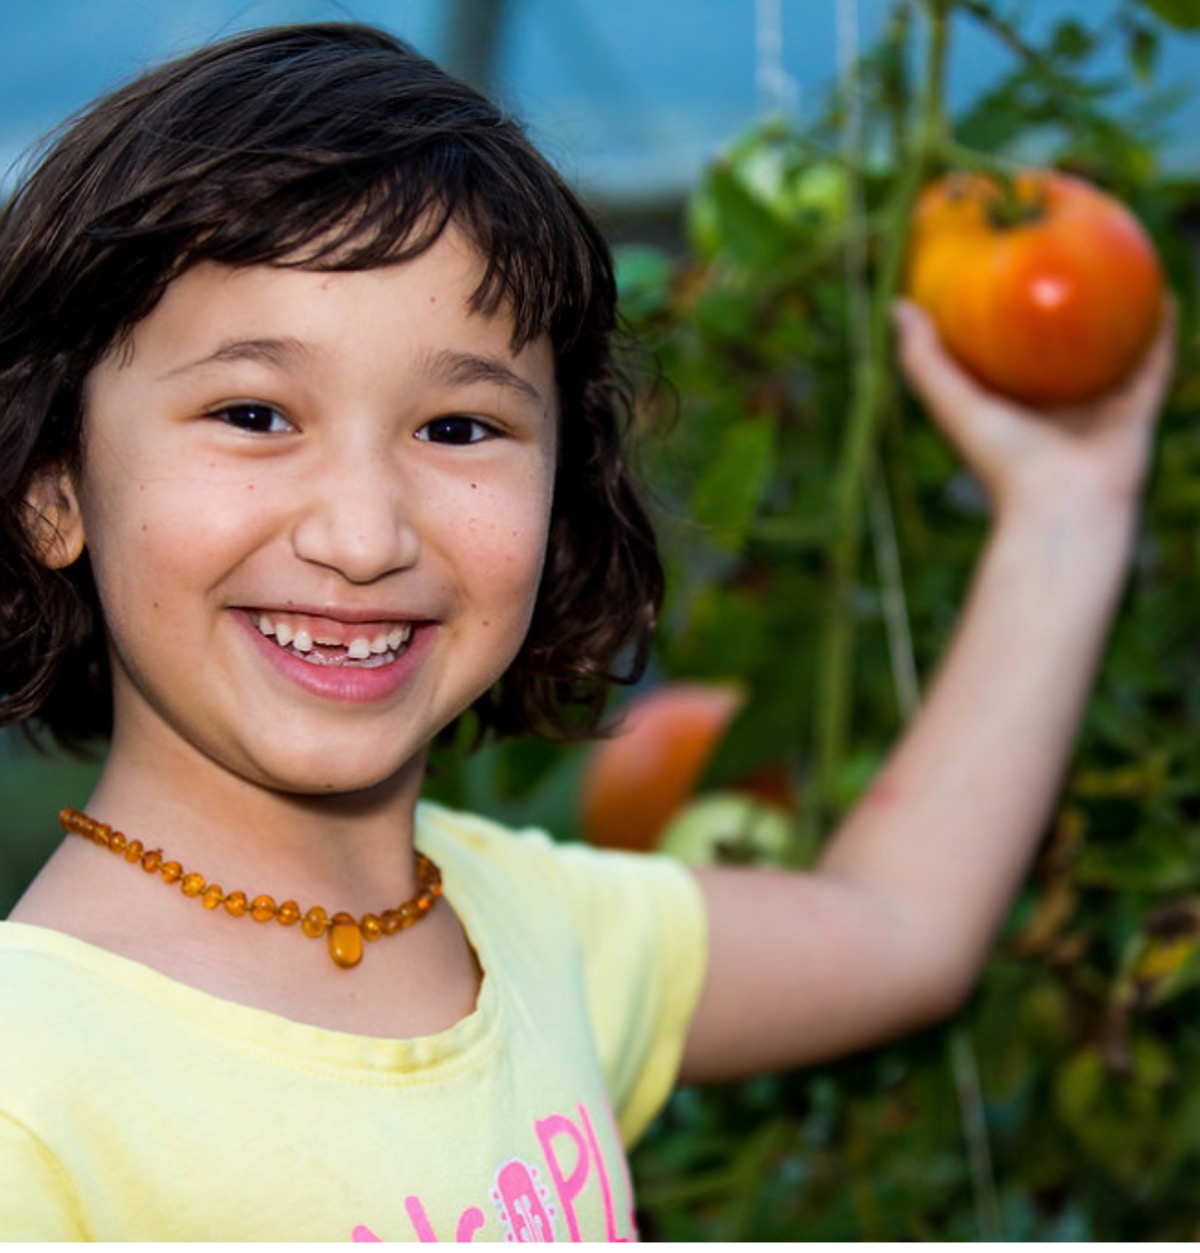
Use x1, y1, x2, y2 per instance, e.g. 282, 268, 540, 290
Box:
23, 465, 86, 569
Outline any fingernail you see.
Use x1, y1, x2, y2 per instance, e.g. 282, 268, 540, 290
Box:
891, 299, 918, 333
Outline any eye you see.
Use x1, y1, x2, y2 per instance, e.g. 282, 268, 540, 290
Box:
207, 402, 294, 434
416, 415, 496, 446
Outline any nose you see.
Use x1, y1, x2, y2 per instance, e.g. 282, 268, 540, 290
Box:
290, 445, 420, 584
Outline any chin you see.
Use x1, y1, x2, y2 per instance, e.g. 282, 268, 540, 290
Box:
238, 744, 424, 803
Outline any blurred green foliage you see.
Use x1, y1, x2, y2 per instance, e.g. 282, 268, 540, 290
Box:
624, 1, 1200, 1239
3, 0, 1200, 1240
434, 0, 1200, 1239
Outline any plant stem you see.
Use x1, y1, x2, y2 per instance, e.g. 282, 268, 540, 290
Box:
812, 0, 950, 825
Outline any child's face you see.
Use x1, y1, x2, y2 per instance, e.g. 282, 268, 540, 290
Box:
61, 227, 558, 801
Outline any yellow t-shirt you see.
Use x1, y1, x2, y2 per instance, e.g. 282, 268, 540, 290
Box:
0, 802, 708, 1241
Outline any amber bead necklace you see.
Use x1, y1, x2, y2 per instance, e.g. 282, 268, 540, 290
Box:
58, 807, 443, 970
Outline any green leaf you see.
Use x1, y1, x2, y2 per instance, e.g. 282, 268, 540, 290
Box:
1074, 823, 1200, 892
1050, 20, 1093, 61
1127, 22, 1161, 80
614, 245, 675, 321
690, 416, 776, 552
1135, 0, 1200, 30
705, 162, 801, 271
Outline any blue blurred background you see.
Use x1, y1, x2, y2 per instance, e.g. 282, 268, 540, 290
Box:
3, 0, 1199, 237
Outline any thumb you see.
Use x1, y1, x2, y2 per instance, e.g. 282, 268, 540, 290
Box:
892, 299, 994, 441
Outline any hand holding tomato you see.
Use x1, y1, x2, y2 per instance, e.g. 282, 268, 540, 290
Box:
893, 294, 1175, 518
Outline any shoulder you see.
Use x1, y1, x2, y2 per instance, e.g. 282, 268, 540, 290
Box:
0, 923, 117, 1126
417, 803, 710, 1143
416, 799, 706, 930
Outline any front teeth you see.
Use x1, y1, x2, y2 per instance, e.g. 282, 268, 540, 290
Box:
252, 615, 412, 662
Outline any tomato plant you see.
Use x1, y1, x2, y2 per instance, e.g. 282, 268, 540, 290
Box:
906, 170, 1165, 406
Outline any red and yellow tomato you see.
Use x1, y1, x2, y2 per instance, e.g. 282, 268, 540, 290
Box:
905, 170, 1165, 407
579, 682, 745, 852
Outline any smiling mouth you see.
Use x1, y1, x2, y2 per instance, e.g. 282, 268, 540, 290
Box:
252, 612, 413, 668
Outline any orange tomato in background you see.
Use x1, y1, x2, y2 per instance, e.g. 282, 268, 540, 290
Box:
579, 682, 746, 851
905, 170, 1165, 407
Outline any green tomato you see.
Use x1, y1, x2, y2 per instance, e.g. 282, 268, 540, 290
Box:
686, 138, 850, 262
657, 790, 793, 867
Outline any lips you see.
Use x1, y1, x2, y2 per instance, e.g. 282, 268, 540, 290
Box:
251, 611, 414, 668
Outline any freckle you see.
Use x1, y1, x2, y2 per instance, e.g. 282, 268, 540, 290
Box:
152, 600, 160, 609
481, 619, 491, 627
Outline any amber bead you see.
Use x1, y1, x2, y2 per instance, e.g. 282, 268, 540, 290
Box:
250, 895, 277, 923
327, 913, 364, 969
57, 807, 444, 971
361, 913, 383, 942
301, 906, 328, 938
276, 900, 301, 927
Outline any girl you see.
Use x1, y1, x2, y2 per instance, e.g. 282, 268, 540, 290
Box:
0, 22, 1173, 1242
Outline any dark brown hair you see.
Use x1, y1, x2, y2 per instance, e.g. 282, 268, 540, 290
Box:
0, 22, 662, 748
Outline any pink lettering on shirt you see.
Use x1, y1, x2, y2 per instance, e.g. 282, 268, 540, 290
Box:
492, 1159, 556, 1242
350, 1097, 635, 1242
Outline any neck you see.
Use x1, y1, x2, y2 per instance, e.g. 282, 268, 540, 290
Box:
82, 740, 430, 911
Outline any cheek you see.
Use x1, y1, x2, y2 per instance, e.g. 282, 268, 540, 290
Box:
458, 469, 554, 579
462, 506, 550, 589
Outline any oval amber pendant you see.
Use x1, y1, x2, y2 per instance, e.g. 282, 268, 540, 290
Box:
328, 913, 364, 969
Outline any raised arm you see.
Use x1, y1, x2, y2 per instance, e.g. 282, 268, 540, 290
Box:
679, 300, 1176, 1084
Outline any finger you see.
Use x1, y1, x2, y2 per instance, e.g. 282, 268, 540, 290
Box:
1052, 296, 1177, 430
892, 299, 1003, 443
1119, 296, 1177, 417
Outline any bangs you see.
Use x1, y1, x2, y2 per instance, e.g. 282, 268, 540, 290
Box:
59, 31, 612, 358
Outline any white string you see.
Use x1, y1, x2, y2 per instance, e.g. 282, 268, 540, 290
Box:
754, 0, 799, 118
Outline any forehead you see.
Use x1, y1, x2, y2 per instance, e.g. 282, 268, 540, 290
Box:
92, 228, 556, 403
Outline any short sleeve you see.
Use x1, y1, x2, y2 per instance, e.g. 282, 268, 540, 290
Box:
0, 1111, 88, 1239
537, 841, 709, 1145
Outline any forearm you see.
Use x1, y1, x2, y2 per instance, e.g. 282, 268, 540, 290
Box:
818, 485, 1137, 996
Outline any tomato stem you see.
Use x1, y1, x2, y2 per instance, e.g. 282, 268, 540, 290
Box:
812, 0, 951, 826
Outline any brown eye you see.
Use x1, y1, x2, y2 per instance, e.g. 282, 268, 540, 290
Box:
416, 416, 493, 445
210, 402, 292, 434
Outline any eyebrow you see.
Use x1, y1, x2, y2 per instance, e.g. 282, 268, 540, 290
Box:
159, 337, 313, 379
158, 340, 544, 406
422, 348, 546, 407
